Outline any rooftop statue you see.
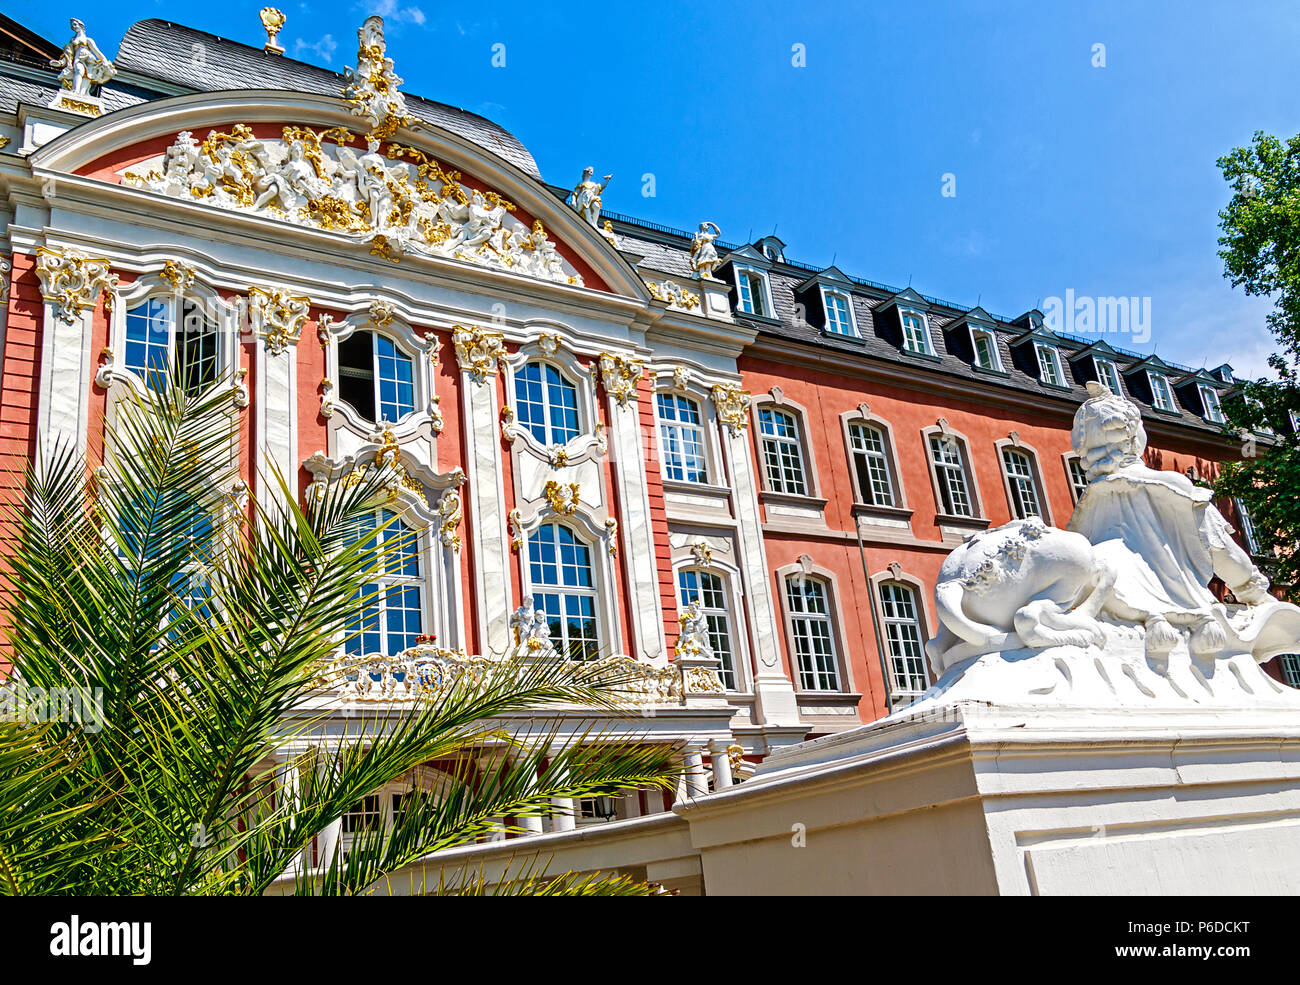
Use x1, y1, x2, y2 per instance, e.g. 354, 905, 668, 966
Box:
689, 222, 722, 279
921, 382, 1300, 707
50, 18, 116, 96
569, 167, 611, 229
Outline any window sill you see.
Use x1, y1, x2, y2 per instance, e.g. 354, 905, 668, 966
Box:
934, 513, 990, 530
902, 348, 943, 363
1038, 380, 1072, 393
822, 329, 865, 343
973, 365, 1010, 378
734, 310, 783, 326
760, 490, 829, 510
1150, 406, 1182, 418
851, 502, 914, 522
662, 478, 731, 497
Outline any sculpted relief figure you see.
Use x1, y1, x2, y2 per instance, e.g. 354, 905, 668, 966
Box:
923, 382, 1300, 706
569, 167, 612, 228
689, 221, 722, 278
50, 18, 116, 96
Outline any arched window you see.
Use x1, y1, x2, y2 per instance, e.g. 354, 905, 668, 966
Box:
878, 582, 928, 700
338, 330, 416, 423
1000, 447, 1044, 519
759, 406, 807, 495
345, 509, 423, 657
657, 393, 708, 483
848, 422, 896, 507
784, 575, 839, 691
124, 297, 219, 393
514, 362, 580, 445
527, 522, 599, 660
678, 568, 737, 690
928, 433, 974, 517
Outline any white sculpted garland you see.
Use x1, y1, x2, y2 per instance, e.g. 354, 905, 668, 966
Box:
920, 382, 1300, 709
123, 126, 582, 285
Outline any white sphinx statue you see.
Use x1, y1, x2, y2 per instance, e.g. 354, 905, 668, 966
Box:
920, 382, 1300, 708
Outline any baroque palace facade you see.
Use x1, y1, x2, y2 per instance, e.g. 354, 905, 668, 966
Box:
0, 12, 1285, 847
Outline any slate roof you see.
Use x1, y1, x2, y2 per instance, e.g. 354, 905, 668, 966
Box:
604, 212, 1243, 442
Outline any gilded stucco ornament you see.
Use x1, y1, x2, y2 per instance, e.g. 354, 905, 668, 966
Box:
508, 508, 523, 551
645, 279, 700, 311
436, 489, 462, 552
343, 15, 415, 140
605, 518, 619, 557
35, 247, 115, 323
248, 286, 310, 355
233, 367, 250, 409
598, 353, 645, 407
543, 479, 580, 517
94, 346, 114, 389
161, 260, 196, 291
259, 8, 286, 55
672, 365, 691, 391
49, 18, 115, 98
689, 221, 722, 278
320, 376, 335, 418
690, 540, 714, 566
124, 126, 583, 285
711, 383, 751, 436
453, 324, 506, 385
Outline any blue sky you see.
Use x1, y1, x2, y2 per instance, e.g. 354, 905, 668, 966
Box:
13, 1, 1300, 377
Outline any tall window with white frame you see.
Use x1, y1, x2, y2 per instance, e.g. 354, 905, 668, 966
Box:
124, 296, 219, 393
878, 582, 928, 701
972, 329, 1000, 371
677, 569, 738, 690
514, 361, 580, 445
1066, 456, 1090, 504
1035, 343, 1064, 387
928, 433, 973, 517
736, 269, 769, 317
759, 406, 808, 495
1234, 498, 1261, 555
528, 522, 600, 660
1200, 384, 1226, 424
901, 311, 932, 355
656, 393, 708, 483
785, 575, 839, 691
848, 422, 895, 507
1149, 372, 1176, 412
823, 289, 855, 337
345, 509, 423, 658
1094, 357, 1122, 396
338, 330, 416, 423
1000, 447, 1043, 519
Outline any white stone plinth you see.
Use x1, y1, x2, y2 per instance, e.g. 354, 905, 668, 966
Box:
676, 701, 1300, 895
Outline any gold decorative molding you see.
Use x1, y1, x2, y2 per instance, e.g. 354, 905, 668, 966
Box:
437, 490, 462, 552
453, 324, 506, 385
248, 286, 310, 355
711, 383, 751, 436
605, 517, 619, 557
342, 15, 415, 140
690, 540, 714, 566
508, 508, 523, 551
35, 247, 115, 323
543, 479, 580, 517
684, 666, 726, 694
598, 353, 645, 408
161, 259, 196, 291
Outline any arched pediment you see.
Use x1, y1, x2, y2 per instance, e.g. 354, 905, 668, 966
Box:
27, 90, 650, 299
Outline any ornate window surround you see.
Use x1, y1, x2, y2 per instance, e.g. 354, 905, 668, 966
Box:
501, 331, 607, 468
303, 435, 467, 653
820, 285, 859, 339
919, 421, 986, 526
992, 434, 1054, 526
320, 302, 440, 440
866, 565, 936, 708
100, 265, 243, 403
773, 555, 857, 697
838, 404, 911, 520
650, 367, 731, 498
670, 550, 753, 694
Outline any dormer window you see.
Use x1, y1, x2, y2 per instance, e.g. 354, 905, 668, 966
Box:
901, 311, 934, 356
971, 328, 1002, 371
736, 268, 771, 318
1035, 343, 1064, 387
1148, 372, 1176, 412
1094, 357, 1122, 396
1199, 384, 1225, 424
822, 288, 857, 337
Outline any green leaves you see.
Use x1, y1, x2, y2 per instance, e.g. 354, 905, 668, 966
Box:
0, 376, 679, 895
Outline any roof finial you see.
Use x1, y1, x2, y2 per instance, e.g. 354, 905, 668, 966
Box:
260, 8, 286, 55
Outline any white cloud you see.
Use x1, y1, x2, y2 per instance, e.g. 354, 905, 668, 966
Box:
293, 34, 338, 63
360, 0, 427, 26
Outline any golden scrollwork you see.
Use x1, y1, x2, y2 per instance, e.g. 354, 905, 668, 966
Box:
437, 490, 462, 552
543, 479, 580, 517
35, 247, 115, 323
683, 666, 726, 694
453, 324, 506, 385
248, 285, 310, 355
598, 352, 645, 408
161, 259, 196, 291
508, 508, 523, 551
711, 383, 752, 437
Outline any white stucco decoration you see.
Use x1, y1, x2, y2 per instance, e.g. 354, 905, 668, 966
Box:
921, 382, 1300, 708
568, 167, 611, 229
50, 18, 115, 97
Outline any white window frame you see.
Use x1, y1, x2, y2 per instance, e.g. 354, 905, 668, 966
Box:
900, 309, 935, 356
1148, 371, 1176, 412
848, 420, 897, 507
677, 567, 741, 691
1065, 454, 1090, 504
1234, 498, 1261, 555
1199, 384, 1225, 424
345, 508, 426, 659
514, 359, 584, 447
1094, 357, 1123, 396
758, 405, 809, 496
783, 574, 842, 692
735, 266, 773, 318
877, 580, 929, 702
335, 329, 419, 425
1035, 343, 1064, 387
655, 391, 710, 484
1000, 445, 1045, 520
970, 326, 1003, 372
1279, 654, 1300, 688
927, 432, 976, 518
821, 287, 858, 338
523, 520, 604, 660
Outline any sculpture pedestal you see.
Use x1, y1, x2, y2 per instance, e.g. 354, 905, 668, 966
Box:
677, 700, 1300, 895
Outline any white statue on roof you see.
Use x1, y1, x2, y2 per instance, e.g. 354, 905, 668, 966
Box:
569, 167, 612, 229
343, 15, 413, 139
50, 18, 116, 97
919, 382, 1300, 709
689, 221, 722, 279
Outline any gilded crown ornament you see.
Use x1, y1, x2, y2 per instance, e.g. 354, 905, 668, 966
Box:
259, 8, 286, 55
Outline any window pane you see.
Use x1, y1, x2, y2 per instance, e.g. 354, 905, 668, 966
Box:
375, 334, 416, 422
880, 582, 928, 698
759, 407, 807, 495
1001, 448, 1041, 519
528, 523, 599, 659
